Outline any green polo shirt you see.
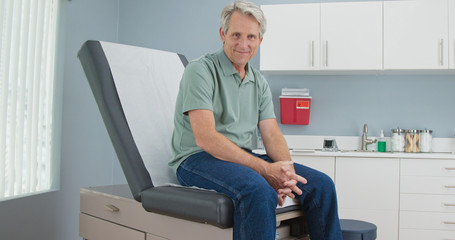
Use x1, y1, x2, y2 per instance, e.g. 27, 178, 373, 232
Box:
169, 48, 276, 172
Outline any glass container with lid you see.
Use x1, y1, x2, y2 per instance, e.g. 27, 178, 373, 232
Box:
406, 129, 420, 153
419, 129, 433, 152
391, 128, 405, 152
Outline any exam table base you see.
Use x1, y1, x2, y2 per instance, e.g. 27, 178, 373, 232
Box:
79, 185, 307, 240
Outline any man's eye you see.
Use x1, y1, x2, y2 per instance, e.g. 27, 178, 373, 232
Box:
248, 35, 256, 40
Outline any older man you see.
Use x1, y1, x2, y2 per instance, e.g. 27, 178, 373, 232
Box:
170, 1, 342, 239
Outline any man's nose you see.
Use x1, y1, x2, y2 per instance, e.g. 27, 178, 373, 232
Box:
238, 37, 249, 48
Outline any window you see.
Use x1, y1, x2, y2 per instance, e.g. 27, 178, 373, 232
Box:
0, 0, 60, 200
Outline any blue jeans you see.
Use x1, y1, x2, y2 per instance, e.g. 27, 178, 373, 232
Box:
176, 150, 342, 240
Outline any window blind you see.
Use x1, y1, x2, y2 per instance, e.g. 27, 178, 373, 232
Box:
0, 0, 60, 199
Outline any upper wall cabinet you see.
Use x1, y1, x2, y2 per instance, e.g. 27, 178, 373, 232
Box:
320, 2, 383, 70
260, 4, 321, 71
450, 0, 455, 69
260, 2, 383, 72
384, 0, 449, 70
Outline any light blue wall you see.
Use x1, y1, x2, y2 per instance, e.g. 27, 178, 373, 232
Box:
118, 0, 455, 138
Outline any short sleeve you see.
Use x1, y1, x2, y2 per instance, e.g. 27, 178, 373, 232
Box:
180, 61, 214, 114
257, 74, 276, 121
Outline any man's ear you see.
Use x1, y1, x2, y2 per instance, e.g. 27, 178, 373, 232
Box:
219, 27, 226, 43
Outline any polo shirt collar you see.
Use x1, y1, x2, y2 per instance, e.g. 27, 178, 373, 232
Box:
216, 48, 255, 84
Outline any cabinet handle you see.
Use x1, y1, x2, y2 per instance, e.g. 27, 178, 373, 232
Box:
105, 204, 120, 212
444, 185, 455, 189
311, 41, 314, 67
445, 167, 455, 171
443, 221, 455, 225
443, 203, 455, 206
325, 40, 329, 67
440, 39, 444, 66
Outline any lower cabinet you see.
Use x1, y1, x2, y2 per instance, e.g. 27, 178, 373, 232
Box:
335, 157, 400, 240
289, 154, 455, 240
399, 158, 455, 240
290, 155, 400, 240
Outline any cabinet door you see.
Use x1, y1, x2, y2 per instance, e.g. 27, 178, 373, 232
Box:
260, 4, 320, 71
450, 0, 455, 69
384, 0, 449, 69
320, 2, 382, 70
291, 155, 335, 180
336, 157, 399, 240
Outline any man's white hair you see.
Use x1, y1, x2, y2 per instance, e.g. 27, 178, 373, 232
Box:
220, 0, 267, 38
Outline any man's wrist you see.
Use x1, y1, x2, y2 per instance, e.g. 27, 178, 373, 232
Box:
252, 156, 269, 177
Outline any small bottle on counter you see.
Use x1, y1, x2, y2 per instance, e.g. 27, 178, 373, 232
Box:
391, 128, 405, 152
378, 129, 386, 152
419, 129, 433, 152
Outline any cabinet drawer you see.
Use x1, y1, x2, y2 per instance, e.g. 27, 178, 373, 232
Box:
401, 176, 455, 194
401, 159, 455, 177
399, 228, 455, 240
400, 211, 455, 231
80, 213, 145, 240
401, 194, 455, 212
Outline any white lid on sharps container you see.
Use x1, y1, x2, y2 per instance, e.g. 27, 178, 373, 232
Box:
281, 88, 309, 96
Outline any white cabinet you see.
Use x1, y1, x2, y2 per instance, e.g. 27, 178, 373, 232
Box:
399, 158, 455, 240
287, 151, 455, 240
260, 4, 320, 71
320, 2, 382, 70
450, 0, 455, 69
384, 0, 449, 70
260, 2, 382, 72
335, 157, 400, 240
291, 155, 335, 180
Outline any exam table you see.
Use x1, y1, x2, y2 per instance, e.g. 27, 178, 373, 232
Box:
77, 40, 306, 240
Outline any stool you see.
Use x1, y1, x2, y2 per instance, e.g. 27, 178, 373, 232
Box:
340, 219, 377, 240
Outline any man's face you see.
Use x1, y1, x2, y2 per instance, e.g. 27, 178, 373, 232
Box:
220, 10, 262, 72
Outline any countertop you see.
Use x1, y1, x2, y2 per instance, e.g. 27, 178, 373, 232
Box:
254, 148, 455, 159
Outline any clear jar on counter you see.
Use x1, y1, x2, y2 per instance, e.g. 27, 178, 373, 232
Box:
419, 129, 433, 152
391, 128, 405, 152
405, 129, 420, 153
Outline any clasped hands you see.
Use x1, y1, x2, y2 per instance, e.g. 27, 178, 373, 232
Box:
263, 161, 307, 206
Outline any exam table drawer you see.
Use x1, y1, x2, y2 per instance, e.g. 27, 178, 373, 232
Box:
80, 188, 146, 229
79, 213, 145, 240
